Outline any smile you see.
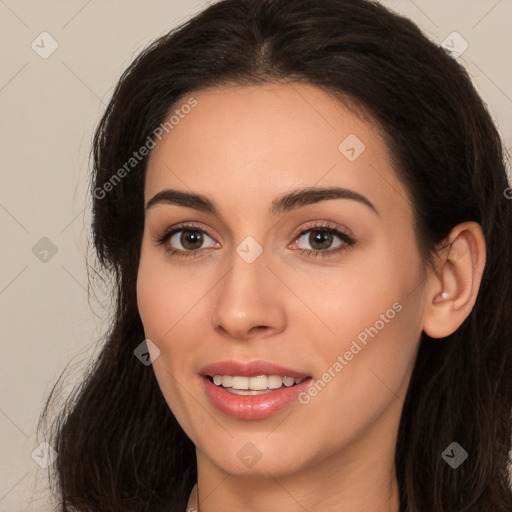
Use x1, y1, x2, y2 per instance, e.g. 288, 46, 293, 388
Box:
209, 374, 307, 394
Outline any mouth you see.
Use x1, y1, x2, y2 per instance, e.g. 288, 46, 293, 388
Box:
199, 360, 313, 420
201, 366, 313, 420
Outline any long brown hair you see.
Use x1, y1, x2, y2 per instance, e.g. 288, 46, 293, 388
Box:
39, 1, 512, 510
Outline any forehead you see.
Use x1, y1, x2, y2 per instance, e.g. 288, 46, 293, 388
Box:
144, 82, 411, 221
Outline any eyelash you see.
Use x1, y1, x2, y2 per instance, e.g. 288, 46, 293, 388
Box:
153, 221, 356, 260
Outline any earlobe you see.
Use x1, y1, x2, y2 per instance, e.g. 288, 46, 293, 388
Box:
422, 221, 486, 339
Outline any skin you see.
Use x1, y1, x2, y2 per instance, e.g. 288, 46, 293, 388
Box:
136, 82, 486, 512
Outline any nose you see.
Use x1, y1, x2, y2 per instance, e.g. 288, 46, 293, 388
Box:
210, 249, 287, 341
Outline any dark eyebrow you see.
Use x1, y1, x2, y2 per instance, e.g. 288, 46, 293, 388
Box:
145, 186, 379, 216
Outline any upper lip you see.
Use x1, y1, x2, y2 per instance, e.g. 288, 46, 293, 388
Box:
200, 360, 310, 379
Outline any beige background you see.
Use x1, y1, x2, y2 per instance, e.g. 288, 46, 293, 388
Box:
1, 1, 511, 510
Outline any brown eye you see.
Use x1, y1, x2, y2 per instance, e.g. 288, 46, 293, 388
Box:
295, 229, 346, 252
178, 230, 204, 250
306, 230, 335, 251
153, 224, 219, 258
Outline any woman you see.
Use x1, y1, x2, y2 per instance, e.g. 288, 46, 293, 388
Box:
39, 0, 512, 511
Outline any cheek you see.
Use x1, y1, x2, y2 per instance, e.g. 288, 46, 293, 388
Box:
292, 237, 424, 398
289, 237, 422, 346
136, 241, 184, 352
136, 240, 195, 339
136, 261, 168, 339
312, 303, 420, 446
136, 243, 210, 382
136, 251, 198, 419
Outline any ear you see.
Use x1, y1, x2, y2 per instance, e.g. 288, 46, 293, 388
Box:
422, 221, 486, 339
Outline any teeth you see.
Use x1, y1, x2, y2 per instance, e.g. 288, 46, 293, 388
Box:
211, 374, 306, 391
221, 375, 233, 388
249, 375, 267, 390
283, 376, 295, 387
268, 375, 284, 389
232, 376, 249, 390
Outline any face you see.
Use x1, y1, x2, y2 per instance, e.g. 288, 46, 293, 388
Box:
136, 82, 428, 478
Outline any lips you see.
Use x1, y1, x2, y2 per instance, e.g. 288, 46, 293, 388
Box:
199, 360, 313, 420
200, 360, 310, 379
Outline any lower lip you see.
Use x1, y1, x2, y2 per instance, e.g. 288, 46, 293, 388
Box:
202, 376, 312, 420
